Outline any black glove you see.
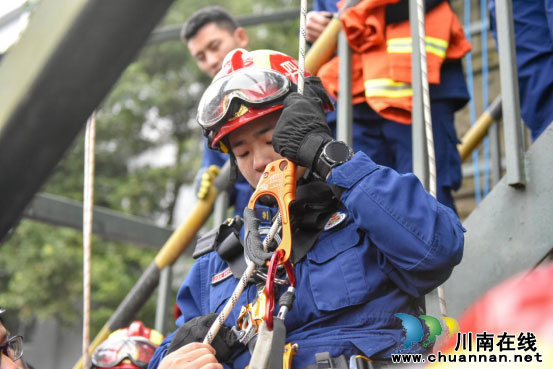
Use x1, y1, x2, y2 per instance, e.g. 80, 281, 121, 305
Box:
167, 313, 242, 362
243, 207, 273, 266
291, 76, 335, 112
272, 92, 333, 177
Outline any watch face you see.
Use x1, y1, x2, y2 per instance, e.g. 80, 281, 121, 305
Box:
325, 141, 351, 163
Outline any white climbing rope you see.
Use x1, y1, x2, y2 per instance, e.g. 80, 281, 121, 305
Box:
414, 0, 447, 316
203, 216, 282, 344
297, 0, 308, 95
82, 112, 96, 368
415, 0, 437, 200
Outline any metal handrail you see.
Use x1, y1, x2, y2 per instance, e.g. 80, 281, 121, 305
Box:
458, 96, 502, 162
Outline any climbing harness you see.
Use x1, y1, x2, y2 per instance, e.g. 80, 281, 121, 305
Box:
202, 162, 295, 348
203, 169, 288, 344
203, 158, 296, 346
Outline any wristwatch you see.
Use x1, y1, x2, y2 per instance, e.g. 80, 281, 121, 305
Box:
315, 140, 354, 180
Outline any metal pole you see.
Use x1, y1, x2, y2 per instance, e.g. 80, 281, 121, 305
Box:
487, 93, 503, 187
155, 266, 173, 334
489, 121, 502, 186
336, 31, 353, 146
494, 0, 526, 187
457, 96, 502, 162
409, 0, 428, 190
213, 191, 230, 225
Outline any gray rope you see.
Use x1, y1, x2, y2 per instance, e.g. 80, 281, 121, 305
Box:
415, 0, 447, 317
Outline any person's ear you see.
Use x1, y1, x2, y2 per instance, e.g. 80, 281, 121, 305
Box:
234, 27, 249, 48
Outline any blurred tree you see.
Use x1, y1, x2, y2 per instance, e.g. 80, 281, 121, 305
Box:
0, 0, 304, 337
0, 222, 157, 332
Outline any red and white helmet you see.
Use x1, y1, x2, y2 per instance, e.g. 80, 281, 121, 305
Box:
197, 49, 311, 152
427, 263, 553, 368
91, 321, 164, 369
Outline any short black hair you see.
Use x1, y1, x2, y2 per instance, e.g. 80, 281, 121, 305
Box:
181, 6, 240, 42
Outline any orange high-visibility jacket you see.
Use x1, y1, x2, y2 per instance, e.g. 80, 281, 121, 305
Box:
318, 0, 471, 123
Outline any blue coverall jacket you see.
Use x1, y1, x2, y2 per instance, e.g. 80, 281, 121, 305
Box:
148, 152, 465, 369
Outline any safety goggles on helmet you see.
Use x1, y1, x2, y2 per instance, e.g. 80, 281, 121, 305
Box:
0, 335, 23, 362
91, 336, 156, 369
197, 67, 291, 130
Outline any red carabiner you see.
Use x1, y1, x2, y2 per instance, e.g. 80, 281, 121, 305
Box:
264, 250, 298, 330
283, 260, 296, 287
264, 249, 284, 330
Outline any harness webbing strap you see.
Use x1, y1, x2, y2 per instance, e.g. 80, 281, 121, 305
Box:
268, 318, 286, 369
249, 321, 274, 369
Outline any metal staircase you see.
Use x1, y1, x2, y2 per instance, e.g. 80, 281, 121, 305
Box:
445, 123, 553, 317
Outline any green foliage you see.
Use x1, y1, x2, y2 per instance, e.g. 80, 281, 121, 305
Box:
0, 221, 157, 336
0, 0, 304, 337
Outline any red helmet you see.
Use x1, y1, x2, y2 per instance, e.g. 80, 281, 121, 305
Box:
91, 321, 164, 369
427, 263, 553, 368
197, 49, 310, 152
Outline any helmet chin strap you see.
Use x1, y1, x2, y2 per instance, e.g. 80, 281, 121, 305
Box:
228, 149, 239, 183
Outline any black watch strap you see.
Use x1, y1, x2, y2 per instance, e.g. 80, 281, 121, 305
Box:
298, 133, 330, 169
315, 140, 353, 179
315, 155, 333, 180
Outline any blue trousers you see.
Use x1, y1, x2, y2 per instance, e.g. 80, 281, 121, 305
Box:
330, 100, 462, 212
490, 0, 553, 140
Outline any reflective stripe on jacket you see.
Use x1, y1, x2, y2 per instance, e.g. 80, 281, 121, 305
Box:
318, 0, 471, 123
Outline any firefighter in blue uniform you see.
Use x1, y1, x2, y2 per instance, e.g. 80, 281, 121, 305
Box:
182, 6, 253, 216
489, 0, 553, 141
307, 0, 470, 213
148, 49, 464, 369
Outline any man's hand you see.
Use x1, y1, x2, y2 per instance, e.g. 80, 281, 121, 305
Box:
158, 343, 222, 369
306, 11, 333, 43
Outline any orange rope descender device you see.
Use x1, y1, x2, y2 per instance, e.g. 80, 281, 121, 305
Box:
247, 159, 296, 265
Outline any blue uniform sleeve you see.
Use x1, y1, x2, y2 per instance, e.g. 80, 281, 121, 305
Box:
147, 258, 208, 369
147, 331, 175, 369
201, 139, 228, 168
327, 152, 464, 296
314, 0, 338, 12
